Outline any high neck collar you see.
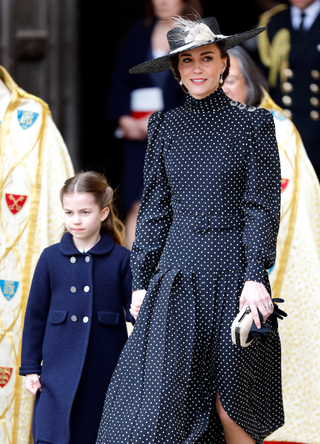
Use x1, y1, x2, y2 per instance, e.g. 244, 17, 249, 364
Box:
184, 87, 229, 113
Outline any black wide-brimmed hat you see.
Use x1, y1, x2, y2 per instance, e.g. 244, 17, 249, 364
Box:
130, 16, 266, 74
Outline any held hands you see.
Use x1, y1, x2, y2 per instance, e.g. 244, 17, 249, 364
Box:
239, 281, 274, 329
129, 289, 146, 320
25, 373, 42, 395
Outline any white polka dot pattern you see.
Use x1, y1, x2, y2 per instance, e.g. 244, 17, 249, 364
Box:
96, 88, 283, 444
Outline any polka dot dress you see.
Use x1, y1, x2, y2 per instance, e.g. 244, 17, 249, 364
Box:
96, 87, 284, 444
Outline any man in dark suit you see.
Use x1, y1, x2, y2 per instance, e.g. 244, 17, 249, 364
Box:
257, 0, 320, 177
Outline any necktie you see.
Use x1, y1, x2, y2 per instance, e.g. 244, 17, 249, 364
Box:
299, 11, 306, 33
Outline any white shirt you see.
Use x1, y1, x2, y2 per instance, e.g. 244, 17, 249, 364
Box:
291, 0, 320, 31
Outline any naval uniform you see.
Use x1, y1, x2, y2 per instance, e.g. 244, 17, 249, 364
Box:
96, 88, 283, 444
258, 3, 320, 176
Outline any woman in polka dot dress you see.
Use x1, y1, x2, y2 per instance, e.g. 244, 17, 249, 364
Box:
96, 16, 284, 444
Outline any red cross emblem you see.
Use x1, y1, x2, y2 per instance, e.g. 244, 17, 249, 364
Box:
0, 367, 13, 388
281, 178, 289, 193
5, 193, 28, 215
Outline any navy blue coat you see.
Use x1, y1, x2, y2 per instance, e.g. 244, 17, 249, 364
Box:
20, 231, 133, 444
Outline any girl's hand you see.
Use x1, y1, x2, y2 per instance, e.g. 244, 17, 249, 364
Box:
25, 374, 42, 395
130, 290, 147, 320
239, 281, 274, 329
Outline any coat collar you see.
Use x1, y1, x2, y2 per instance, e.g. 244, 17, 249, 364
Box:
60, 231, 115, 256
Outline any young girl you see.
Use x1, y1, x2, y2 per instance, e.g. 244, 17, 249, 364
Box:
19, 171, 133, 444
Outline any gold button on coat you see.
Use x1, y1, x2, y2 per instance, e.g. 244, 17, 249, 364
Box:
310, 97, 319, 107
85, 256, 90, 262
84, 286, 90, 292
282, 95, 292, 106
71, 315, 77, 322
310, 110, 320, 121
310, 83, 319, 93
282, 82, 293, 93
311, 70, 320, 79
70, 256, 76, 263
284, 68, 293, 78
83, 316, 89, 323
70, 286, 77, 293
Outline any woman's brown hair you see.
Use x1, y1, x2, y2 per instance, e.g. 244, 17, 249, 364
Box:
60, 171, 125, 246
170, 41, 230, 93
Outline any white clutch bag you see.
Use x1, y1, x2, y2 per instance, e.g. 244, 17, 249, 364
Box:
231, 299, 287, 348
231, 305, 254, 347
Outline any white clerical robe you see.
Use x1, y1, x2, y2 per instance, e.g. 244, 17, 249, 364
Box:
262, 91, 320, 444
0, 66, 74, 444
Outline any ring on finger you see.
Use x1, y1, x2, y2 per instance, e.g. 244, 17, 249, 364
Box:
265, 303, 273, 309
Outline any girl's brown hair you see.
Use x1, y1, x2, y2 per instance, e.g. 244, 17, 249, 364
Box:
60, 171, 125, 246
170, 41, 230, 93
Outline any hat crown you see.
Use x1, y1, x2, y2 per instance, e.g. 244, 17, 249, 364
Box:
129, 16, 266, 75
167, 17, 222, 53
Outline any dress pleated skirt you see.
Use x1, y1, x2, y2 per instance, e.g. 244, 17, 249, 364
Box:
96, 267, 283, 444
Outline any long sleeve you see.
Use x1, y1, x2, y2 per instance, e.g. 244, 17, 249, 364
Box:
130, 112, 173, 290
120, 249, 134, 324
19, 249, 51, 375
242, 109, 281, 283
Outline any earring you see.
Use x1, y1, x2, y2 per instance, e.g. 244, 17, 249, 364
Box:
219, 73, 224, 84
179, 78, 183, 86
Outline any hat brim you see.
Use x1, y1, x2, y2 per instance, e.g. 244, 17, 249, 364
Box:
129, 27, 266, 74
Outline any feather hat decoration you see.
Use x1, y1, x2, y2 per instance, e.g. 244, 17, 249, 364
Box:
130, 16, 266, 74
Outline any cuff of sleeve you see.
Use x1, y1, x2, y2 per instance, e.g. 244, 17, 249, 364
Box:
125, 309, 135, 325
132, 272, 149, 292
19, 365, 42, 376
244, 261, 265, 283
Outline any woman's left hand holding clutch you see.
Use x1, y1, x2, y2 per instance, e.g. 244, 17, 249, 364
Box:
239, 281, 274, 329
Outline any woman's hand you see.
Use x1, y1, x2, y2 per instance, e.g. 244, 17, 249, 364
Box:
118, 115, 149, 141
25, 373, 42, 395
130, 289, 147, 320
239, 281, 274, 329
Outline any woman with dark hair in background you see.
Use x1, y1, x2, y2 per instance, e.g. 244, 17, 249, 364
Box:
97, 16, 284, 444
224, 45, 320, 444
108, 0, 203, 248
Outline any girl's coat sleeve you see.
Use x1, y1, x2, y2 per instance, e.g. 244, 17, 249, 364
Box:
242, 109, 281, 283
121, 249, 134, 324
20, 249, 51, 375
130, 112, 173, 291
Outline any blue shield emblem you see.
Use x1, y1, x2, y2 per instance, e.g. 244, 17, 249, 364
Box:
17, 110, 39, 130
270, 110, 287, 122
0, 280, 19, 301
